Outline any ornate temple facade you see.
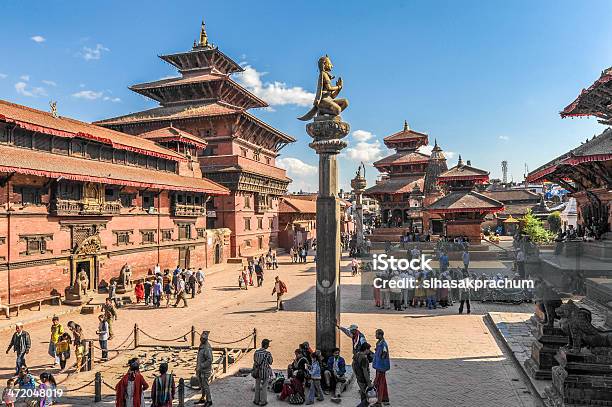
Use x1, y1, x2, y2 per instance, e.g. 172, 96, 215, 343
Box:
426, 157, 504, 241
527, 67, 612, 238
0, 100, 231, 303
365, 121, 447, 239
277, 196, 317, 251
95, 23, 295, 257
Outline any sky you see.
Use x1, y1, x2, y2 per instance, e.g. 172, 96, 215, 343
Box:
1, 0, 611, 192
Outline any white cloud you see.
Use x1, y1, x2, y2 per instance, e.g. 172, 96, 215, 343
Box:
352, 130, 374, 142
445, 151, 456, 159
30, 35, 46, 43
72, 90, 103, 100
20, 75, 30, 81
42, 80, 57, 87
346, 139, 385, 163
81, 44, 109, 61
0, 73, 7, 79
235, 65, 314, 107
278, 157, 318, 192
103, 96, 122, 103
498, 135, 510, 141
418, 145, 434, 155
15, 82, 47, 97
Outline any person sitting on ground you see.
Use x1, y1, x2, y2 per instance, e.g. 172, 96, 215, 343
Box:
279, 369, 305, 403
323, 348, 346, 400
288, 348, 308, 379
306, 350, 325, 404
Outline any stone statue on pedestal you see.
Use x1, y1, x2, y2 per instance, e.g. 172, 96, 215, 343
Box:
115, 263, 133, 294
298, 55, 349, 121
64, 268, 91, 305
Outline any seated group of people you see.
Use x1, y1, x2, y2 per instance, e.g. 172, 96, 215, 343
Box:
278, 341, 348, 404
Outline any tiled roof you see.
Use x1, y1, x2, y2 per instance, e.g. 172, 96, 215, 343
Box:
373, 151, 430, 166
438, 160, 489, 181
0, 99, 185, 161
561, 67, 612, 121
427, 191, 504, 213
384, 123, 428, 142
279, 196, 317, 214
94, 102, 241, 126
0, 144, 229, 194
138, 127, 207, 149
159, 48, 244, 74
481, 189, 540, 203
364, 176, 424, 195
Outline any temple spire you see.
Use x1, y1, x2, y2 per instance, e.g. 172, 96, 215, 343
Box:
403, 120, 409, 131
195, 19, 209, 48
458, 155, 463, 166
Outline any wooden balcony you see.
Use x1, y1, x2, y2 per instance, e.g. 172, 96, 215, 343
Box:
171, 203, 206, 217
50, 199, 122, 216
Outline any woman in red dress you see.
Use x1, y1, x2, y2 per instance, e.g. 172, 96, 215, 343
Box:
134, 282, 144, 303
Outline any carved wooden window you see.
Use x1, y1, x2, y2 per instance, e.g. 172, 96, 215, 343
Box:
196, 228, 205, 238
253, 151, 260, 162
100, 147, 113, 162
258, 236, 264, 250
15, 186, 43, 205
0, 123, 8, 143
161, 229, 173, 241
140, 230, 156, 244
114, 150, 126, 164
120, 193, 135, 208
257, 217, 263, 230
105, 188, 119, 201
269, 218, 274, 229
86, 143, 100, 160
113, 230, 132, 246
71, 140, 83, 156
57, 182, 82, 200
244, 217, 251, 231
53, 137, 70, 155
19, 234, 52, 256
240, 147, 248, 157
147, 156, 157, 169
244, 194, 251, 209
141, 192, 155, 211
35, 134, 52, 151
137, 154, 147, 167
202, 145, 217, 157
178, 224, 191, 240
14, 129, 32, 148
245, 239, 251, 248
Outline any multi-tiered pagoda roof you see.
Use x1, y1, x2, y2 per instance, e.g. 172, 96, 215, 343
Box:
561, 67, 612, 125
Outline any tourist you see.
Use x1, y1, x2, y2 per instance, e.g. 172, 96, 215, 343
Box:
154, 263, 161, 276
438, 270, 450, 308
288, 348, 308, 378
247, 262, 254, 286
380, 272, 391, 310
306, 350, 324, 404
352, 343, 372, 405
373, 329, 390, 405
272, 253, 278, 269
2, 378, 16, 407
173, 275, 188, 308
292, 247, 299, 263
5, 322, 31, 374
462, 249, 470, 271
272, 276, 287, 311
109, 281, 118, 306
439, 251, 449, 273
188, 272, 197, 299
240, 267, 248, 290
399, 269, 411, 309
153, 278, 162, 308
413, 272, 426, 307
163, 272, 173, 307
144, 278, 152, 305
196, 268, 205, 293
337, 324, 366, 355
96, 314, 109, 361
102, 298, 118, 339
115, 358, 149, 407
151, 362, 175, 407
67, 321, 85, 372
289, 247, 296, 263
459, 269, 472, 314
279, 370, 305, 403
366, 238, 372, 254
323, 347, 346, 400
134, 281, 144, 304
390, 272, 403, 311
255, 262, 264, 287
55, 332, 71, 371
425, 270, 437, 310
300, 246, 307, 263
265, 252, 272, 270
253, 338, 273, 406
195, 331, 213, 406
38, 372, 57, 407
48, 316, 64, 367
15, 367, 37, 406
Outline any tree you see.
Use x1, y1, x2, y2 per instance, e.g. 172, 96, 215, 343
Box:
521, 209, 553, 244
547, 211, 562, 234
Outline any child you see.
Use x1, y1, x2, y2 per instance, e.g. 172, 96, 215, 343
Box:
38, 372, 57, 407
2, 378, 15, 407
55, 332, 71, 371
306, 350, 324, 405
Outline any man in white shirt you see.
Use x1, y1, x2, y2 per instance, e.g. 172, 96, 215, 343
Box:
173, 276, 188, 308
154, 263, 161, 276
196, 268, 205, 293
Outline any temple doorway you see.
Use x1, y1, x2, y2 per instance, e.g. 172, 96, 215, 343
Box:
431, 219, 444, 235
179, 247, 191, 269
72, 257, 96, 290
214, 244, 222, 264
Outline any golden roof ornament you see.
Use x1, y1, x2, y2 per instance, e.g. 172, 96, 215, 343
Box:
298, 54, 349, 121
403, 120, 409, 131
49, 101, 58, 118
198, 20, 208, 47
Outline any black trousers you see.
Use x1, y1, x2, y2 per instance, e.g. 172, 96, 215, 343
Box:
459, 299, 471, 313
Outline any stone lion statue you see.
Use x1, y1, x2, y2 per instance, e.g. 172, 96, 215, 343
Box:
556, 300, 612, 351
119, 263, 132, 288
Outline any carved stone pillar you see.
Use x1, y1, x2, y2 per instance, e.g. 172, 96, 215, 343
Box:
307, 116, 350, 356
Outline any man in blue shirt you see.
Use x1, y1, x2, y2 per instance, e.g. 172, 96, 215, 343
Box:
372, 329, 390, 405
323, 348, 347, 400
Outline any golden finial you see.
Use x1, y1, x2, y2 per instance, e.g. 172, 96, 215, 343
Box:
403, 120, 409, 131
199, 19, 208, 47
49, 101, 58, 118
458, 155, 463, 166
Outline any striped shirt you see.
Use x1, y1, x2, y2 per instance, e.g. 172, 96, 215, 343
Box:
253, 348, 273, 379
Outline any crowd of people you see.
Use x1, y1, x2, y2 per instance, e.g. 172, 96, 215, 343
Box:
289, 244, 313, 264
132, 264, 207, 309
250, 324, 391, 407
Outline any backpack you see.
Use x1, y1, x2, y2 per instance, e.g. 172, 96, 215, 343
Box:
271, 373, 285, 393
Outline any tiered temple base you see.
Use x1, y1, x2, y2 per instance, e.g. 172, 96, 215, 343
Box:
545, 348, 612, 406
524, 320, 568, 380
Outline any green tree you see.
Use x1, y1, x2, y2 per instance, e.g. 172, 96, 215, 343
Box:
547, 211, 562, 234
521, 209, 553, 243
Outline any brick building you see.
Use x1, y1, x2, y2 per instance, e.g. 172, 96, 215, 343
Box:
0, 100, 230, 303
278, 196, 317, 251
95, 22, 294, 257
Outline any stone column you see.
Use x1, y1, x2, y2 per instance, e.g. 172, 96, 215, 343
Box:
351, 170, 367, 254
307, 116, 350, 356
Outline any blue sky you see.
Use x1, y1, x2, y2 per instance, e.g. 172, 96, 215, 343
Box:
1, 1, 611, 191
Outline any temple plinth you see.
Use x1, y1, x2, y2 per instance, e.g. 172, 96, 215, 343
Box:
307, 116, 350, 355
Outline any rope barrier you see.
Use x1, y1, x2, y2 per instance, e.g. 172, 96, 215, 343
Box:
102, 380, 116, 391
137, 328, 189, 343
63, 378, 96, 392
195, 331, 255, 345
91, 331, 134, 352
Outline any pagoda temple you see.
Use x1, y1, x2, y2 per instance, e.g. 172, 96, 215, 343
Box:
96, 21, 295, 257
527, 66, 612, 238
426, 156, 504, 242
365, 121, 447, 239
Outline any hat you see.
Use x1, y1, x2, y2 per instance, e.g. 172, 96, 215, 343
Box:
348, 324, 358, 331
262, 338, 271, 347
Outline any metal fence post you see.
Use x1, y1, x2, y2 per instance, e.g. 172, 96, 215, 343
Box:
87, 340, 94, 371
253, 328, 257, 350
133, 323, 139, 348
191, 325, 196, 347
178, 378, 185, 407
94, 371, 102, 402
223, 348, 228, 373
